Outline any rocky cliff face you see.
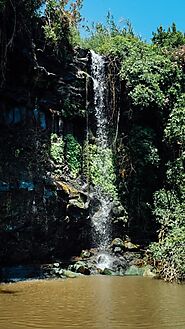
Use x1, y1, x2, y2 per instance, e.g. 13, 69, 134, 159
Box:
0, 22, 156, 265
0, 37, 94, 264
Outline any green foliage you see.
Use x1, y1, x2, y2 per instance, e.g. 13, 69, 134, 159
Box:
65, 134, 82, 178
165, 94, 185, 144
50, 133, 83, 178
84, 143, 117, 198
152, 23, 185, 49
69, 25, 81, 46
149, 93, 185, 282
62, 99, 85, 118
120, 44, 183, 110
118, 126, 160, 230
129, 126, 160, 167
83, 19, 183, 114
83, 18, 184, 256
81, 12, 136, 54
50, 133, 64, 164
153, 189, 185, 229
43, 0, 69, 45
150, 226, 185, 282
43, 0, 83, 46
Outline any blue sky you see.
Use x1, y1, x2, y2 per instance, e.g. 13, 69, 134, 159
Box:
80, 0, 185, 41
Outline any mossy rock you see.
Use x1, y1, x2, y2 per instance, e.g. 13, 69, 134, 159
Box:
55, 181, 79, 196
124, 241, 139, 250
68, 198, 85, 209
69, 261, 90, 275
125, 265, 145, 276
99, 268, 114, 275
111, 238, 125, 249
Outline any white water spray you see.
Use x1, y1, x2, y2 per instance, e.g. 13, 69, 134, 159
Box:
90, 50, 113, 251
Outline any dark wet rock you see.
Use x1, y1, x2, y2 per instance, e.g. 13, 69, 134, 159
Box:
53, 262, 60, 268
68, 261, 90, 275
0, 265, 44, 282
0, 38, 91, 265
68, 248, 143, 277
80, 249, 91, 259
110, 238, 125, 250
113, 247, 122, 254
99, 268, 114, 275
0, 248, 146, 282
112, 257, 127, 270
89, 196, 101, 213
0, 15, 149, 267
111, 201, 125, 217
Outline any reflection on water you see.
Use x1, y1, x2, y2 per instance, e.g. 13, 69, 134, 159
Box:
0, 276, 185, 329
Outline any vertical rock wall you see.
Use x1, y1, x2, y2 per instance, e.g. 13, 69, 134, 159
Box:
0, 43, 93, 264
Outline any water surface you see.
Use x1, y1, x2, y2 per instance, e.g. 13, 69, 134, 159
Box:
0, 276, 184, 329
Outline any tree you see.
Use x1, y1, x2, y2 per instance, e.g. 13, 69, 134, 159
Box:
43, 0, 83, 46
152, 23, 185, 49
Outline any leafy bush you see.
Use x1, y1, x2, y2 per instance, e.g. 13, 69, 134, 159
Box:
128, 126, 160, 167
153, 189, 185, 230
50, 133, 64, 164
152, 23, 185, 49
149, 94, 185, 282
84, 143, 117, 198
165, 94, 185, 144
83, 18, 183, 113
120, 45, 183, 110
65, 134, 82, 178
150, 226, 185, 282
43, 0, 83, 46
81, 12, 136, 55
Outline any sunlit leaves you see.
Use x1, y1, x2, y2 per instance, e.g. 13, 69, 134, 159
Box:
43, 0, 83, 45
165, 94, 185, 144
152, 23, 185, 49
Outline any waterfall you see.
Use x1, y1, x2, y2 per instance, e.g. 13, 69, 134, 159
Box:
90, 50, 113, 250
91, 51, 108, 149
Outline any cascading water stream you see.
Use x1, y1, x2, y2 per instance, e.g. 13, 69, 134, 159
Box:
90, 50, 113, 252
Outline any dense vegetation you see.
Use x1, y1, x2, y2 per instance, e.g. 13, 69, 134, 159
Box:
80, 16, 185, 282
0, 2, 185, 282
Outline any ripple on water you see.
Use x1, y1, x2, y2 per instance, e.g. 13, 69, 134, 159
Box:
0, 277, 185, 329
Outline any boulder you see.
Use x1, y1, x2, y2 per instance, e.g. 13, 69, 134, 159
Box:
99, 268, 114, 275
68, 198, 85, 210
80, 249, 91, 259
114, 247, 122, 254
125, 265, 145, 276
111, 202, 125, 217
110, 238, 125, 250
124, 241, 139, 250
69, 261, 90, 275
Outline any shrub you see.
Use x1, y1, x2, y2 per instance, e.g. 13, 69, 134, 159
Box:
65, 134, 82, 178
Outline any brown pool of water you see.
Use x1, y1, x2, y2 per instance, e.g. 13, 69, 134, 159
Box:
0, 276, 184, 329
